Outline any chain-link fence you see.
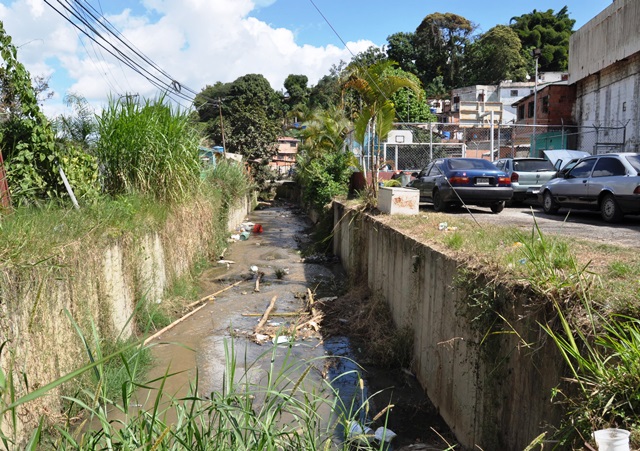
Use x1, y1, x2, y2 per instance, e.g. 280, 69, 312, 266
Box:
355, 122, 627, 172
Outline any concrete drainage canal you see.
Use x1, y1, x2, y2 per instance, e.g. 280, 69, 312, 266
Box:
139, 200, 458, 450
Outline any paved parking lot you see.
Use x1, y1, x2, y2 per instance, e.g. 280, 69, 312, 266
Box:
421, 202, 640, 248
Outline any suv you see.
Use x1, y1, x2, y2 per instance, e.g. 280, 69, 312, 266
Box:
494, 158, 556, 205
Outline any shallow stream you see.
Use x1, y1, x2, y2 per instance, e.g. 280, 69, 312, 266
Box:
134, 200, 456, 450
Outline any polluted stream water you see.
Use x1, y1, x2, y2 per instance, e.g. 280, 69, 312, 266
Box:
123, 200, 457, 450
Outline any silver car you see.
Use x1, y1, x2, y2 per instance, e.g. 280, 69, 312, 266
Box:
494, 158, 556, 204
538, 153, 640, 223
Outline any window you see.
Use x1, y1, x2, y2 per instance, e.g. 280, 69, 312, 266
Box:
419, 162, 433, 177
427, 162, 444, 176
592, 157, 626, 177
527, 101, 534, 118
478, 93, 485, 102
289, 141, 297, 148
518, 104, 525, 120
542, 96, 549, 114
514, 159, 554, 172
510, 90, 518, 97
567, 159, 596, 178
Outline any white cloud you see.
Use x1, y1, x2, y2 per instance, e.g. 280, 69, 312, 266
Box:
0, 0, 375, 117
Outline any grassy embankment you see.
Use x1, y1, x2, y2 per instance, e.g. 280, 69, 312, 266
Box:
362, 203, 640, 447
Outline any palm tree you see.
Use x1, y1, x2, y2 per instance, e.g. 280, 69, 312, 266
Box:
342, 60, 421, 188
299, 105, 352, 158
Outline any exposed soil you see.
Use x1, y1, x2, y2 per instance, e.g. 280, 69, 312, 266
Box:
141, 199, 458, 450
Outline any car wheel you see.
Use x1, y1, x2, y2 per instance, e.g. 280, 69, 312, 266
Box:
542, 191, 559, 214
490, 202, 505, 214
432, 189, 446, 212
601, 193, 623, 223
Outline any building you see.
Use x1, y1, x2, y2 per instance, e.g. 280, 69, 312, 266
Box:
511, 82, 577, 156
569, 0, 640, 152
270, 137, 299, 175
513, 83, 577, 126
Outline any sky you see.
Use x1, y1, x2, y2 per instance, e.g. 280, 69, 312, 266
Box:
0, 0, 614, 118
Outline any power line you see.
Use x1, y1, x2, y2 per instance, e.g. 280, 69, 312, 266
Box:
306, 0, 393, 107
43, 0, 195, 107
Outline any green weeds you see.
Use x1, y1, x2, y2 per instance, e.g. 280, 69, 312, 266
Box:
0, 325, 394, 451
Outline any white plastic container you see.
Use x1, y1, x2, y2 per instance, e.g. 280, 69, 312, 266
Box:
377, 187, 420, 215
592, 428, 630, 451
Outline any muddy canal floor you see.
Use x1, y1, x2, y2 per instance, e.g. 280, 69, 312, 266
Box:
144, 200, 457, 450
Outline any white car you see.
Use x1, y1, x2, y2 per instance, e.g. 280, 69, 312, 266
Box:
494, 158, 556, 204
538, 153, 640, 223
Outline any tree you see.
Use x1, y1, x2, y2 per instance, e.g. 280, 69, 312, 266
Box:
308, 61, 347, 112
386, 32, 418, 75
465, 25, 528, 85
343, 60, 421, 189
510, 7, 575, 72
387, 68, 435, 123
299, 105, 351, 158
424, 76, 449, 100
296, 105, 355, 211
284, 74, 309, 108
414, 13, 475, 89
53, 93, 97, 148
0, 20, 60, 205
348, 46, 388, 69
343, 60, 421, 146
224, 74, 282, 162
283, 74, 310, 127
193, 81, 231, 124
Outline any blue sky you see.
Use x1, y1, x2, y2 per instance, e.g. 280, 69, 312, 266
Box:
251, 1, 612, 47
0, 0, 614, 117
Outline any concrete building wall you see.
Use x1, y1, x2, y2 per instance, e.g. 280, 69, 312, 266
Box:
574, 51, 640, 152
333, 202, 564, 450
569, 0, 640, 85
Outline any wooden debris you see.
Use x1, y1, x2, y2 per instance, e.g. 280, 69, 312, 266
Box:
255, 295, 278, 332
144, 280, 246, 344
242, 312, 300, 317
185, 280, 243, 309
254, 271, 264, 292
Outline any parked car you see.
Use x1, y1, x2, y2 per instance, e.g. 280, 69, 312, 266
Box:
538, 153, 640, 222
494, 157, 556, 204
407, 158, 512, 213
543, 150, 590, 178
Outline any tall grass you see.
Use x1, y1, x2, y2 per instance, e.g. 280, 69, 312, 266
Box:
515, 220, 640, 446
0, 326, 393, 451
95, 95, 201, 201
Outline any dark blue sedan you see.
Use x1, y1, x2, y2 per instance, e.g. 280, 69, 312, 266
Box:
407, 158, 513, 213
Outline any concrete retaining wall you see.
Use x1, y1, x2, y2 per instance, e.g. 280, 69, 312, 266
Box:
0, 196, 253, 445
333, 202, 564, 450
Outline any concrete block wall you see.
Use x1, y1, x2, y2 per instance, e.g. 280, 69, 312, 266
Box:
333, 202, 564, 450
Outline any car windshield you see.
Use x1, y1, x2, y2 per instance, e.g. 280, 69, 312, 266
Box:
513, 159, 555, 172
447, 159, 496, 170
625, 155, 640, 173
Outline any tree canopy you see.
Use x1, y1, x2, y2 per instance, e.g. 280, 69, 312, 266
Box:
509, 6, 575, 72
413, 12, 475, 89
465, 25, 529, 85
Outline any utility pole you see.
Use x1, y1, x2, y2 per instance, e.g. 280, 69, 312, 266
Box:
218, 97, 226, 153
532, 48, 541, 156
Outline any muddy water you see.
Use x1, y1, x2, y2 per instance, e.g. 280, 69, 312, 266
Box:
134, 201, 456, 450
